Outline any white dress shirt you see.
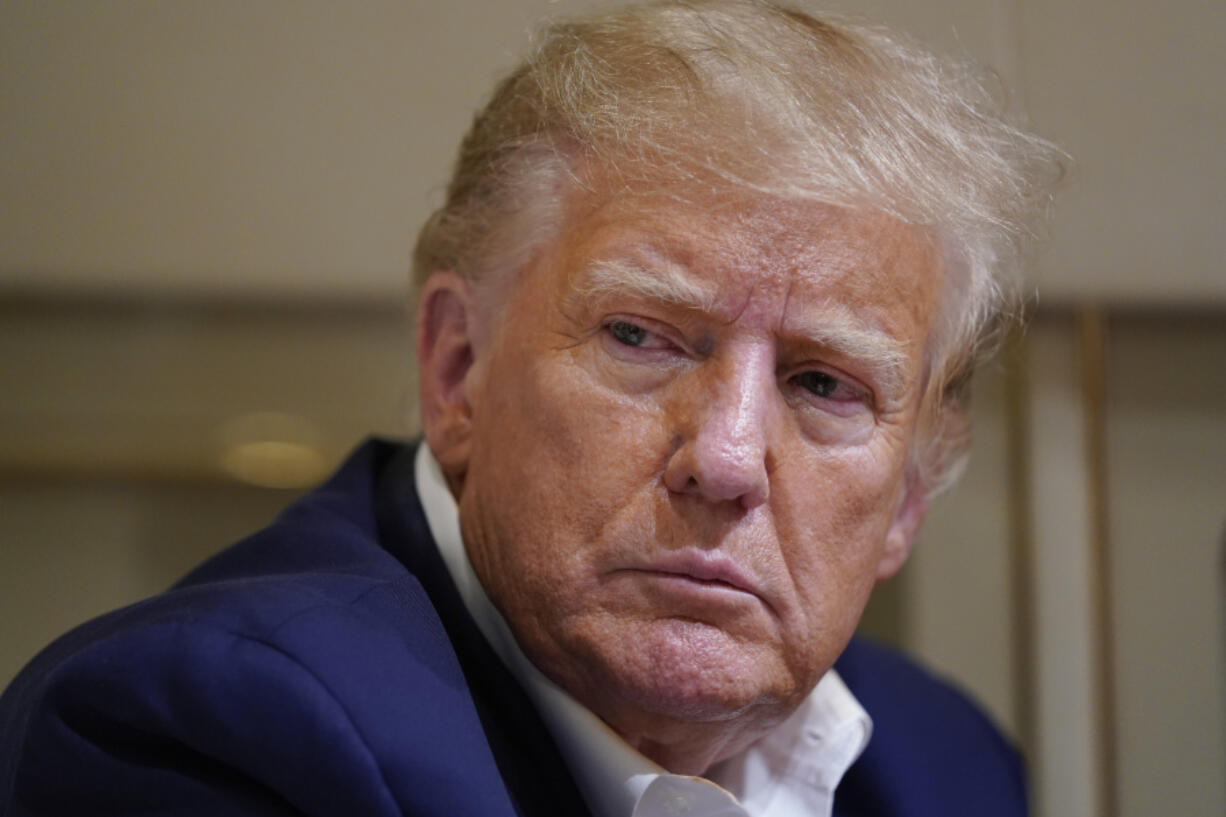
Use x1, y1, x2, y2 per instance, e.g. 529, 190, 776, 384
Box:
414, 445, 872, 817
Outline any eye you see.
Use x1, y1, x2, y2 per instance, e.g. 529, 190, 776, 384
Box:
789, 370, 865, 404
609, 320, 650, 347
604, 318, 680, 353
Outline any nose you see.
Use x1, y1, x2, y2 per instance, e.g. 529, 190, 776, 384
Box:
663, 348, 775, 510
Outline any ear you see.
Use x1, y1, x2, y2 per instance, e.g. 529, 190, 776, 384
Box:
416, 272, 480, 487
876, 471, 928, 580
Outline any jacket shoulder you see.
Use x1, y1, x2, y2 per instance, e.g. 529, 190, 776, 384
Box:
2, 572, 516, 817
0, 440, 518, 817
834, 637, 1027, 817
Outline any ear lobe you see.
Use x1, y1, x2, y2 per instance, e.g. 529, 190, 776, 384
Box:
416, 272, 479, 484
876, 473, 928, 580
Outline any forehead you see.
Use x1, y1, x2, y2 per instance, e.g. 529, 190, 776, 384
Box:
547, 184, 945, 341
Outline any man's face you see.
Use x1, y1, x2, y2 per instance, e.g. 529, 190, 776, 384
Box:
427, 181, 943, 764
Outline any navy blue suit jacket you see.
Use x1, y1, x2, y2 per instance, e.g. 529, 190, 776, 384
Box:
0, 440, 1026, 816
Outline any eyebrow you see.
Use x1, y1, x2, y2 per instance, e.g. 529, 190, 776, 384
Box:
572, 258, 720, 313
571, 257, 913, 397
783, 302, 913, 398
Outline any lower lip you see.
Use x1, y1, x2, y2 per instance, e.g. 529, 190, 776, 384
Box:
627, 570, 760, 606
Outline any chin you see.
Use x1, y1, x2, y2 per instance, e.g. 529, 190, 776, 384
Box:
595, 617, 796, 724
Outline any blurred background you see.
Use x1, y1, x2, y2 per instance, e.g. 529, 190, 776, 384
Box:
1, 2, 1222, 816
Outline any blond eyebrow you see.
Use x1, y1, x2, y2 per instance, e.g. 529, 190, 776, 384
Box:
785, 302, 913, 398
572, 258, 719, 312
572, 259, 914, 397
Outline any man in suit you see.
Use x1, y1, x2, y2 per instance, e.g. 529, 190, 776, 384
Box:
0, 2, 1061, 815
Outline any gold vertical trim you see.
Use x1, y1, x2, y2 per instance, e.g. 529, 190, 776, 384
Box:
1079, 308, 1118, 817
1003, 327, 1037, 763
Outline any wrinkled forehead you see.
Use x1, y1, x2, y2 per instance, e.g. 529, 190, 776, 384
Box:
552, 174, 946, 335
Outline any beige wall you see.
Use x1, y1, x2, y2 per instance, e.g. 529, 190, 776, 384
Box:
0, 476, 291, 685
1021, 0, 1226, 303
1106, 319, 1226, 817
3, 0, 1223, 303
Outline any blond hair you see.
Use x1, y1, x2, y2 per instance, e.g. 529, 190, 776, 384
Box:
413, 0, 1064, 494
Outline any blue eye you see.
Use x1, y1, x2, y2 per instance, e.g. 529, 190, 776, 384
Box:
609, 320, 649, 347
792, 371, 841, 398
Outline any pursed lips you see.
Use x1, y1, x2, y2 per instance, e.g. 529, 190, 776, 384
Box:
617, 549, 772, 610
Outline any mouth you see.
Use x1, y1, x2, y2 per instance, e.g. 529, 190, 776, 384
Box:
619, 550, 764, 601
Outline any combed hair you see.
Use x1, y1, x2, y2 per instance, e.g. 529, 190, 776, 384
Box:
412, 0, 1065, 495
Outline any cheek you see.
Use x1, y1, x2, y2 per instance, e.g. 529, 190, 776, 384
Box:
464, 343, 672, 580
772, 444, 907, 620
519, 356, 669, 491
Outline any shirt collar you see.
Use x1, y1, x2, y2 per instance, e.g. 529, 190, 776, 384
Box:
414, 444, 872, 817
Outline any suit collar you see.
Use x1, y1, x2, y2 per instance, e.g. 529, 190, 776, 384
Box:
371, 439, 594, 817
